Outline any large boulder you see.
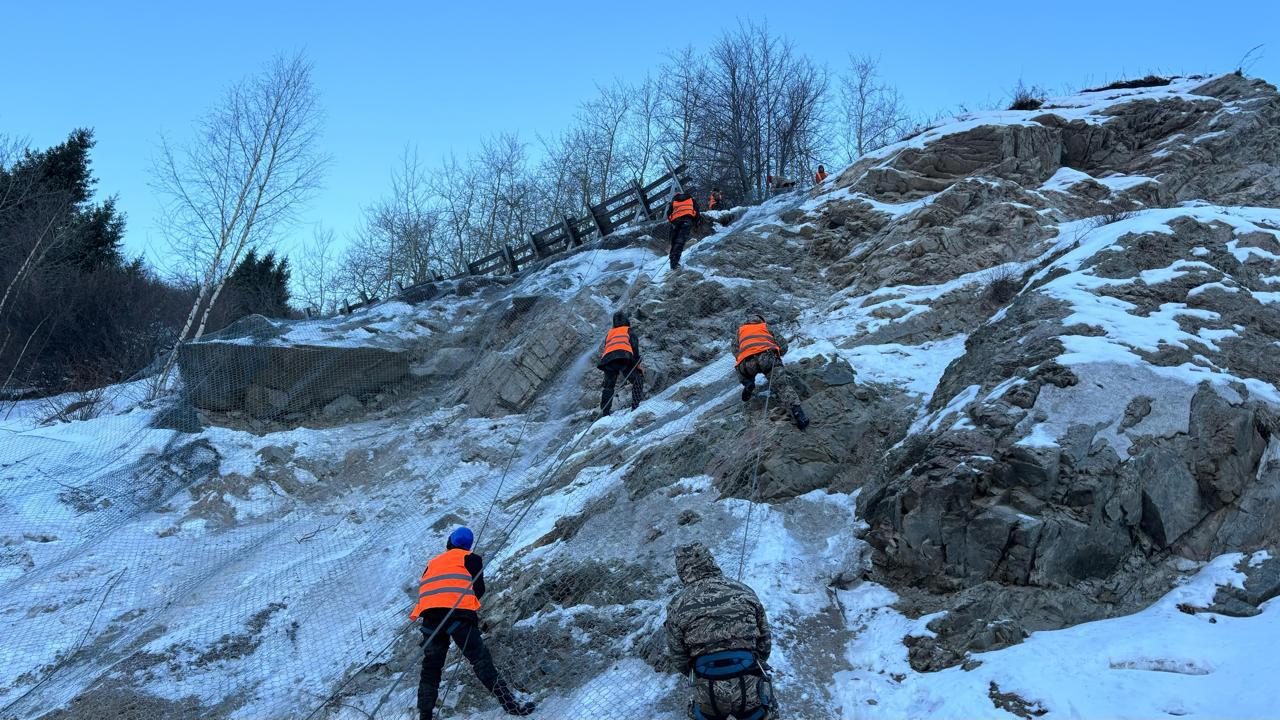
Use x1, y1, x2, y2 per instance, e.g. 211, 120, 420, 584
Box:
177, 342, 410, 418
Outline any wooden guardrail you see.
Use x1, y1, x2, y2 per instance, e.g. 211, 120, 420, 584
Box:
338, 163, 692, 314
457, 163, 690, 279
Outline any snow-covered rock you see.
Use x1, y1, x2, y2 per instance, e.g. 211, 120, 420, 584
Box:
3, 72, 1280, 719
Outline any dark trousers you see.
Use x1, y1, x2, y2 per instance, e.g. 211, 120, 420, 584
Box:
669, 220, 693, 268
418, 619, 500, 717
601, 360, 644, 415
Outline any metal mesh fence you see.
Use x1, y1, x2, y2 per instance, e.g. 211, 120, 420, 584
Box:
0, 220, 809, 720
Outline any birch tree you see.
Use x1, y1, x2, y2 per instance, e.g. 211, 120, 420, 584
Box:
838, 54, 910, 161
151, 52, 326, 396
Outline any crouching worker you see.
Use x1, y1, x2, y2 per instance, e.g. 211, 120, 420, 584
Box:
410, 527, 535, 719
665, 543, 775, 720
598, 311, 645, 417
733, 315, 809, 430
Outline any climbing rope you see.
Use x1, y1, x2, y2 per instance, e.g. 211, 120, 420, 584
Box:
736, 361, 777, 582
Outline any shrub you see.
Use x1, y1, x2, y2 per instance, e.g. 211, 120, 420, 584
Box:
1082, 75, 1172, 93
1008, 80, 1046, 111
981, 265, 1021, 305
1090, 206, 1140, 228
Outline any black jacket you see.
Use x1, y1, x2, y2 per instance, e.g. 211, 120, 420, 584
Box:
418, 552, 486, 627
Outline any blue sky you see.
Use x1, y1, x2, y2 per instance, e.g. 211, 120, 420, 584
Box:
4, 0, 1276, 268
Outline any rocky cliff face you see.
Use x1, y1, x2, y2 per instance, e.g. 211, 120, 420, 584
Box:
3, 73, 1280, 719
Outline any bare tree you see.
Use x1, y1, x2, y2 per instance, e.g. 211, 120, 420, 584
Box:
694, 22, 827, 201
658, 47, 705, 164
150, 52, 327, 396
296, 223, 338, 316
579, 81, 632, 202
838, 54, 910, 162
375, 146, 445, 284
623, 75, 665, 184
432, 153, 479, 271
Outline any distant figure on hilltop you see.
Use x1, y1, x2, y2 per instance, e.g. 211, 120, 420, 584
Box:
766, 175, 796, 193
596, 311, 645, 417
814, 165, 828, 184
733, 315, 809, 430
708, 187, 724, 211
667, 190, 700, 270
410, 528, 535, 719
666, 543, 776, 720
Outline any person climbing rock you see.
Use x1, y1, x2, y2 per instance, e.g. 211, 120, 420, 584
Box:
597, 311, 645, 417
666, 190, 700, 270
708, 187, 724, 211
814, 164, 828, 184
410, 527, 535, 719
665, 543, 775, 720
732, 315, 809, 430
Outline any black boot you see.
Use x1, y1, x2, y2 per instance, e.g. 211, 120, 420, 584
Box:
791, 405, 809, 431
741, 384, 754, 402
493, 682, 535, 716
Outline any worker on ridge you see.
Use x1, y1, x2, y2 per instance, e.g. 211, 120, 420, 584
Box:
814, 164, 828, 184
766, 175, 796, 192
410, 527, 535, 719
708, 187, 724, 211
733, 315, 809, 430
667, 189, 700, 270
665, 543, 775, 720
597, 310, 645, 417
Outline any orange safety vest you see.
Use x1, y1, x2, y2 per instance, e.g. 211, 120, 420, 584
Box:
409, 548, 480, 620
669, 197, 696, 222
735, 322, 780, 367
815, 169, 828, 183
601, 326, 634, 359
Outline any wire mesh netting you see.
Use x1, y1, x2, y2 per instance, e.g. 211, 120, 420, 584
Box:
0, 196, 849, 720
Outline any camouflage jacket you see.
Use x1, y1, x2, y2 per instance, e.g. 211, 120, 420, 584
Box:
664, 543, 772, 671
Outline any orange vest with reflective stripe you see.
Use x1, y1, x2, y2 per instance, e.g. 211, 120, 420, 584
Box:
601, 326, 634, 359
409, 548, 480, 620
669, 197, 696, 222
735, 322, 780, 367
815, 170, 828, 183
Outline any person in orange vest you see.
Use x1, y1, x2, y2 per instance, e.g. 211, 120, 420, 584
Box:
666, 190, 700, 270
597, 311, 644, 417
814, 165, 828, 184
410, 527, 535, 718
708, 187, 724, 211
732, 315, 808, 430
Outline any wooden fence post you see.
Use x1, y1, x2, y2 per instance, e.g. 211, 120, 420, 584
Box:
501, 245, 519, 275
562, 215, 580, 247
588, 203, 611, 237
662, 155, 686, 194
526, 232, 545, 259
632, 179, 653, 221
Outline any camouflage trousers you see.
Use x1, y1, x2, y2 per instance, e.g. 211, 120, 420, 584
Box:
690, 673, 774, 719
736, 351, 800, 410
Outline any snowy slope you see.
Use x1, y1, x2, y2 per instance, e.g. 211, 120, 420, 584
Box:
4, 72, 1280, 720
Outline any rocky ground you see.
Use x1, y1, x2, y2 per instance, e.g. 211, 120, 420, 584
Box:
2, 72, 1280, 719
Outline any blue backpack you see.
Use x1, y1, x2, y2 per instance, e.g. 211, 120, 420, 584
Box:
689, 650, 773, 720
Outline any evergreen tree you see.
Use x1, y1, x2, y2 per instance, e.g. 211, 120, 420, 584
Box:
0, 129, 185, 393
221, 250, 293, 322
